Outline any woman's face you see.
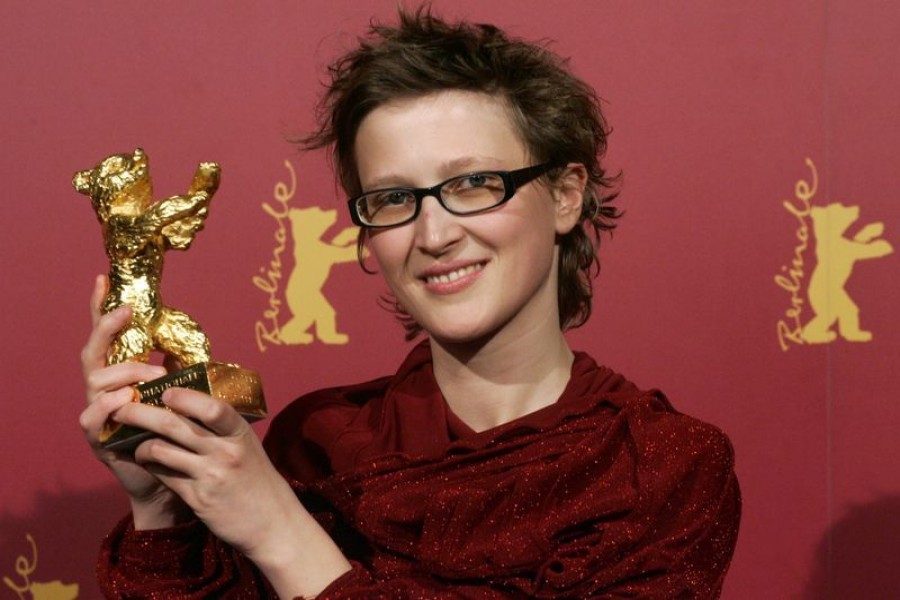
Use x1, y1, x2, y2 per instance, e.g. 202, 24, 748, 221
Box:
354, 90, 581, 345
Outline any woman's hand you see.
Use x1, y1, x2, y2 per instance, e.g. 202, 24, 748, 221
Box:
81, 276, 352, 595
79, 275, 188, 528
114, 376, 352, 595
128, 389, 298, 554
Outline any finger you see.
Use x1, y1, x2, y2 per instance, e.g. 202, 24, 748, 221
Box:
113, 397, 217, 453
84, 362, 167, 401
79, 387, 138, 443
89, 274, 109, 327
81, 305, 134, 374
162, 387, 248, 438
141, 459, 191, 485
134, 437, 198, 479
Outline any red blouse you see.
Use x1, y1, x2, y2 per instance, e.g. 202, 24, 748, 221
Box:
98, 342, 740, 598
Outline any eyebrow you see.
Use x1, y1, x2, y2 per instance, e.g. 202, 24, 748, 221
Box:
362, 156, 509, 191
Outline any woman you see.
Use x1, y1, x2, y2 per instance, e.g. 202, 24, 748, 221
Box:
81, 9, 740, 599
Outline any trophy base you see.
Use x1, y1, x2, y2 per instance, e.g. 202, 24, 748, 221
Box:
100, 361, 267, 452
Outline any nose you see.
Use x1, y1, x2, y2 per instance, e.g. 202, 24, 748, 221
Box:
413, 195, 464, 256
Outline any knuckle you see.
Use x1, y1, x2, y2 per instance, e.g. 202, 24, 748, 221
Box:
135, 438, 158, 463
207, 401, 227, 423
113, 386, 135, 406
206, 463, 229, 488
84, 370, 104, 393
78, 409, 93, 434
220, 445, 243, 469
79, 345, 93, 368
193, 487, 213, 511
155, 412, 182, 440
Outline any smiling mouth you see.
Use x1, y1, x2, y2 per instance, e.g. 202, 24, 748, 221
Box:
424, 263, 485, 285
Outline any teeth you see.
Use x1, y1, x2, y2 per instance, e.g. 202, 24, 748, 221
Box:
426, 263, 483, 284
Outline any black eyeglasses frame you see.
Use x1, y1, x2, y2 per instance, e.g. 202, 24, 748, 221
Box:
347, 162, 557, 228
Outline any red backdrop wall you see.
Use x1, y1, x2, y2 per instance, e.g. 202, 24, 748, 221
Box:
1, 1, 898, 598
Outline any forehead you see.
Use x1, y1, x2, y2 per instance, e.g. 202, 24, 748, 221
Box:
354, 90, 530, 185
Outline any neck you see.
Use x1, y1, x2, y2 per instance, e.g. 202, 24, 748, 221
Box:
429, 313, 574, 433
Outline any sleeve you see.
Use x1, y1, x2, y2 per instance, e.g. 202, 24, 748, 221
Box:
97, 515, 275, 598
93, 386, 362, 598
316, 565, 520, 599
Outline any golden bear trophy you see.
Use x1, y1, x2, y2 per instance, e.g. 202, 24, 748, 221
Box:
73, 148, 266, 451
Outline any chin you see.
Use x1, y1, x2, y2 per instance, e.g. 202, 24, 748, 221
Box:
421, 317, 503, 348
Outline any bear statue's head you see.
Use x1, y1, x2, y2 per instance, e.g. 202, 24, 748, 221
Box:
73, 148, 152, 222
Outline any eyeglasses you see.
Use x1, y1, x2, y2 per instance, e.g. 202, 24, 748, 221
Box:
348, 162, 555, 228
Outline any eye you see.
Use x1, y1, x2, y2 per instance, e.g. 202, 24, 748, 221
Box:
376, 190, 412, 206
367, 190, 415, 215
446, 173, 504, 196
457, 174, 490, 189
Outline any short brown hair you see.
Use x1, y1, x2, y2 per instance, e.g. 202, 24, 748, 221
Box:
304, 7, 620, 337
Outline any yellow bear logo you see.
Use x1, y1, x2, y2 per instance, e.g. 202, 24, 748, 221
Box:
801, 203, 894, 343
3, 535, 79, 600
278, 207, 358, 345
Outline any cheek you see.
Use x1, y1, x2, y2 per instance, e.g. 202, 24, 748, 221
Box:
515, 234, 558, 281
495, 209, 560, 282
368, 230, 410, 279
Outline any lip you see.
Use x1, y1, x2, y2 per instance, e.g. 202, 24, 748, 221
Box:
418, 260, 488, 294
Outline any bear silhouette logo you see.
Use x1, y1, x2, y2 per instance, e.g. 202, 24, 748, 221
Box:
278, 206, 358, 345
801, 202, 894, 344
3, 535, 79, 600
253, 160, 363, 351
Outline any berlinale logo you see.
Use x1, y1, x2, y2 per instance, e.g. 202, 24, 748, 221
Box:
253, 160, 359, 351
775, 158, 894, 351
3, 534, 78, 600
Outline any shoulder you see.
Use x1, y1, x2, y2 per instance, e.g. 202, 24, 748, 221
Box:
571, 352, 735, 465
625, 390, 736, 469
269, 376, 391, 436
604, 388, 740, 529
573, 352, 735, 450
622, 389, 734, 456
568, 373, 741, 557
568, 353, 737, 495
263, 375, 392, 483
264, 340, 438, 480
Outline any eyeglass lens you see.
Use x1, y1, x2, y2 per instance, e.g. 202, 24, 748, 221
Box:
357, 173, 508, 226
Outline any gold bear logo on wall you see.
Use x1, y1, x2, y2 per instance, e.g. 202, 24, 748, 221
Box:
775, 158, 894, 350
3, 534, 79, 600
801, 203, 894, 343
254, 161, 360, 350
279, 206, 358, 345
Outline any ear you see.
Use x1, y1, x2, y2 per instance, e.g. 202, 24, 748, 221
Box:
72, 170, 92, 195
553, 163, 587, 235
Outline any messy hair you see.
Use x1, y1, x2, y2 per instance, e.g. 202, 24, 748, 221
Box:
304, 6, 621, 338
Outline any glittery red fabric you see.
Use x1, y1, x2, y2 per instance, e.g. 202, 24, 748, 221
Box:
98, 342, 740, 598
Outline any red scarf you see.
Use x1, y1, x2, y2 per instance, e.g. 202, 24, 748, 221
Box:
264, 342, 740, 598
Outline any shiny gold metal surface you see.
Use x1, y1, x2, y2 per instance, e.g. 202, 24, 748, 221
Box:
73, 148, 217, 365
74, 149, 266, 449
100, 362, 267, 451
